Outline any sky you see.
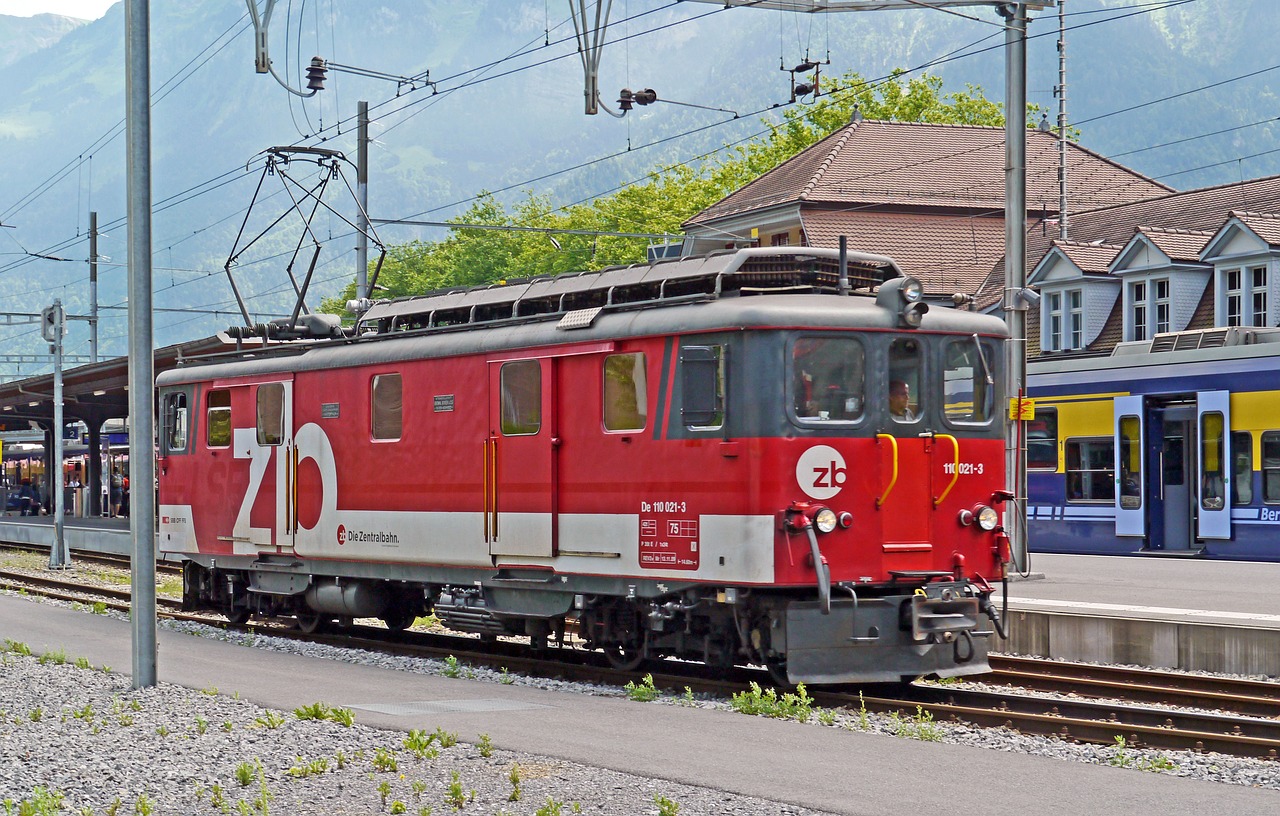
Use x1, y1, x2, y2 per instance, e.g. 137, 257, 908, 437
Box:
0, 1, 116, 19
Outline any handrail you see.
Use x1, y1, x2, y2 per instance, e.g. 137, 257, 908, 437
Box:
876, 433, 899, 508
934, 433, 960, 506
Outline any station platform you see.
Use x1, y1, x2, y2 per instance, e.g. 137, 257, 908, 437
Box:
2, 516, 1278, 676
1000, 553, 1280, 676
2, 594, 1275, 816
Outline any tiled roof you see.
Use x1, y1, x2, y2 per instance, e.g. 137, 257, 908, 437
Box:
799, 209, 1006, 294
1229, 211, 1280, 246
1048, 240, 1123, 275
980, 173, 1280, 310
1135, 227, 1212, 263
685, 120, 1172, 227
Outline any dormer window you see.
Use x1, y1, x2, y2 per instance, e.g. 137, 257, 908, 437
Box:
1127, 278, 1171, 341
1045, 288, 1083, 351
1220, 265, 1269, 327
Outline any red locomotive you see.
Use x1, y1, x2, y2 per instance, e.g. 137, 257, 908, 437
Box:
158, 247, 1011, 684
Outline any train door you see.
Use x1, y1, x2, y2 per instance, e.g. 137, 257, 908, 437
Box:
1157, 405, 1194, 551
1113, 395, 1146, 538
486, 357, 556, 558
226, 377, 294, 554
1196, 391, 1231, 540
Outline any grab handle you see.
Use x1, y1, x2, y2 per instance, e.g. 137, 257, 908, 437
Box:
934, 433, 960, 507
876, 433, 899, 509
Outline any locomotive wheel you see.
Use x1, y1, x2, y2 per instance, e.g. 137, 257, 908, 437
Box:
381, 608, 413, 632
295, 611, 329, 634
602, 643, 645, 672
225, 608, 251, 626
765, 656, 791, 688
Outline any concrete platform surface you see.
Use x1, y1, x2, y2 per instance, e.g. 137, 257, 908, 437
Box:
2, 594, 1277, 816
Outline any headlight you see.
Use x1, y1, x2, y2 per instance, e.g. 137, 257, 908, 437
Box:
976, 505, 999, 531
901, 277, 923, 303
813, 507, 838, 534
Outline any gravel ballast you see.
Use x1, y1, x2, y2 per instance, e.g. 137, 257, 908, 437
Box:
2, 591, 1279, 813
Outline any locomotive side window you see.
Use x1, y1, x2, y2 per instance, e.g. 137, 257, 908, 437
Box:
888, 337, 922, 423
162, 391, 188, 454
791, 337, 864, 422
371, 373, 403, 441
1261, 431, 1280, 503
207, 390, 231, 448
1232, 431, 1253, 505
1027, 408, 1058, 470
680, 345, 724, 429
942, 338, 994, 425
501, 360, 541, 435
1066, 437, 1115, 502
603, 353, 647, 431
257, 383, 284, 446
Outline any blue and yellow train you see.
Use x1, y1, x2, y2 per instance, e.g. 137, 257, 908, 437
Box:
1027, 326, 1280, 561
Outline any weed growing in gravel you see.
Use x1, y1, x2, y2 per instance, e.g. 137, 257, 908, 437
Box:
288, 756, 330, 778
252, 711, 286, 729
888, 706, 943, 741
91, 601, 108, 615
37, 648, 67, 665
134, 793, 156, 815
129, 700, 142, 712
372, 747, 399, 772
680, 686, 695, 706
624, 673, 660, 702
478, 733, 494, 758
221, 720, 234, 732
508, 764, 522, 802
433, 726, 458, 748
377, 780, 393, 808
4, 786, 67, 814
5, 639, 32, 656
729, 682, 813, 722
155, 725, 169, 737
655, 794, 680, 816
201, 686, 219, 695
73, 703, 94, 721
817, 708, 838, 726
28, 706, 43, 722
194, 716, 208, 735
441, 655, 464, 678
389, 801, 408, 814
444, 771, 466, 809
404, 729, 440, 759
1109, 736, 1177, 772
534, 797, 564, 816
411, 780, 427, 800
499, 667, 514, 685
117, 714, 134, 727
234, 761, 256, 787
290, 701, 355, 725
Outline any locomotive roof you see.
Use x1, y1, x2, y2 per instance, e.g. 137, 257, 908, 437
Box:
158, 248, 1007, 386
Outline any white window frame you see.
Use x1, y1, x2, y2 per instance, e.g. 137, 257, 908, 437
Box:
1154, 278, 1171, 334
1068, 289, 1083, 349
1042, 287, 1084, 351
1047, 291, 1062, 352
1130, 280, 1147, 341
1216, 261, 1273, 328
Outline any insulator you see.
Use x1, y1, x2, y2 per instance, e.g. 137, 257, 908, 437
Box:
305, 56, 327, 92
793, 62, 817, 73
617, 88, 634, 112
633, 88, 657, 106
793, 83, 815, 97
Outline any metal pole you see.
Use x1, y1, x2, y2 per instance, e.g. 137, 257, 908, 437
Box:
89, 211, 99, 364
49, 301, 67, 569
1002, 2, 1029, 574
126, 0, 157, 689
356, 100, 369, 301
1056, 0, 1068, 241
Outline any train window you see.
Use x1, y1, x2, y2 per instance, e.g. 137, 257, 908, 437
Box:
257, 383, 284, 446
1200, 412, 1226, 510
791, 337, 864, 422
680, 345, 724, 429
1232, 431, 1253, 505
1027, 408, 1058, 470
942, 339, 995, 425
1118, 416, 1142, 508
371, 373, 403, 441
1262, 432, 1280, 503
1065, 438, 1115, 502
888, 337, 922, 423
501, 361, 541, 435
207, 390, 231, 448
163, 392, 188, 454
603, 353, 648, 431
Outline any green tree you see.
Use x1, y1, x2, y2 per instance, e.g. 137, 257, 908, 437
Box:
324, 70, 1034, 315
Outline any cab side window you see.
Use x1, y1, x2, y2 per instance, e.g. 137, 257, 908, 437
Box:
207, 390, 231, 448
501, 361, 541, 435
888, 337, 922, 423
163, 391, 188, 454
791, 337, 864, 422
603, 353, 647, 432
943, 338, 995, 425
680, 345, 724, 429
371, 373, 403, 441
257, 383, 284, 446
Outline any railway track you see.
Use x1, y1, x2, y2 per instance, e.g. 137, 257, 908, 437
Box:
3, 564, 1279, 760
0, 541, 183, 575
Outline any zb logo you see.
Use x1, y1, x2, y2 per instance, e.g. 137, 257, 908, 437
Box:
796, 445, 847, 500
